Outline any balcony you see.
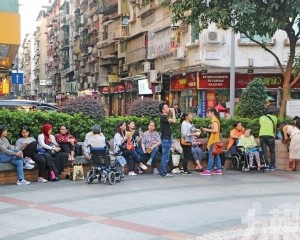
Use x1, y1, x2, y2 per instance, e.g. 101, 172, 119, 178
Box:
137, 1, 158, 18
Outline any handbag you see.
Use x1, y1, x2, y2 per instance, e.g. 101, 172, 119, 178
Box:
71, 163, 84, 181
74, 144, 83, 156
172, 154, 180, 167
212, 142, 224, 156
36, 147, 46, 155
181, 136, 192, 146
126, 139, 135, 151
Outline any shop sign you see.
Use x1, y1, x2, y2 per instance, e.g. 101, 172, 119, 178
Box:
0, 78, 10, 94
235, 74, 285, 88
207, 91, 216, 109
124, 80, 138, 92
171, 73, 197, 90
198, 73, 230, 89
108, 75, 120, 83
198, 90, 207, 117
110, 84, 125, 94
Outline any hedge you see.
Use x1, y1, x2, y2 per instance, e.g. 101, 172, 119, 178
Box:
0, 109, 291, 144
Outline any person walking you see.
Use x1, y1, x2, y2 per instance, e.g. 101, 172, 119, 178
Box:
200, 108, 223, 176
259, 108, 278, 171
159, 102, 176, 177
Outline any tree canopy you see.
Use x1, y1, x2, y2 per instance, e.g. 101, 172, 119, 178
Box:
143, 0, 300, 117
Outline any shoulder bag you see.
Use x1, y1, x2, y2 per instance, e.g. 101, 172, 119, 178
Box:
181, 136, 192, 146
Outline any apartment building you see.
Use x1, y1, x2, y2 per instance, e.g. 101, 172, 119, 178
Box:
26, 0, 300, 115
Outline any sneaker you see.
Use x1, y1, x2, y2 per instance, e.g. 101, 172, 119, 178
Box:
200, 170, 212, 176
182, 171, 192, 175
24, 162, 34, 169
139, 163, 148, 171
25, 157, 35, 164
211, 169, 223, 175
268, 165, 276, 171
17, 179, 31, 185
180, 168, 184, 173
153, 168, 160, 175
146, 158, 152, 166
161, 173, 173, 178
128, 171, 137, 176
138, 167, 144, 174
38, 177, 48, 183
171, 168, 178, 174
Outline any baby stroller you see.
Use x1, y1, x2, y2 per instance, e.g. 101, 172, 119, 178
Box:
232, 146, 268, 172
86, 147, 124, 185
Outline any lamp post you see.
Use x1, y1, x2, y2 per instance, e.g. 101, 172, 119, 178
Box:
229, 29, 236, 117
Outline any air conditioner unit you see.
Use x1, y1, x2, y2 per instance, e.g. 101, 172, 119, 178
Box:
149, 70, 158, 82
155, 84, 162, 93
174, 47, 185, 59
142, 61, 151, 73
206, 31, 223, 43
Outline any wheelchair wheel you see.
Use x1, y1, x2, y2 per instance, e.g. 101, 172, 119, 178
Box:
232, 156, 240, 171
86, 170, 93, 184
108, 172, 116, 185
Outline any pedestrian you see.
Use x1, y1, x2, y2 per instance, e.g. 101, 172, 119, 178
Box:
159, 102, 176, 177
200, 108, 223, 175
173, 103, 181, 118
259, 108, 278, 171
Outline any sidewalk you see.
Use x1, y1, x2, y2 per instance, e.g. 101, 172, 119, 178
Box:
1, 170, 300, 240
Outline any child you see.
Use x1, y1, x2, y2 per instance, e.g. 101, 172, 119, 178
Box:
238, 129, 261, 170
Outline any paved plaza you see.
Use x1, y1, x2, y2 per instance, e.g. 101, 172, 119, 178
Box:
1, 170, 300, 240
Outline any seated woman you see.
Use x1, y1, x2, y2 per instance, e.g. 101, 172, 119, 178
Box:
238, 129, 261, 170
114, 121, 147, 176
38, 124, 68, 181
83, 125, 107, 160
0, 125, 31, 185
16, 126, 48, 183
227, 121, 244, 155
55, 125, 77, 161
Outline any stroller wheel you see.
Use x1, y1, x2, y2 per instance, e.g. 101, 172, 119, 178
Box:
108, 172, 116, 185
86, 170, 93, 184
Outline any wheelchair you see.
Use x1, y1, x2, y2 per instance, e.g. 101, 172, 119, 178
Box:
232, 146, 268, 172
86, 147, 124, 185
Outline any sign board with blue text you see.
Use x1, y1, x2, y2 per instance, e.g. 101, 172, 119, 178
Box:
11, 72, 24, 84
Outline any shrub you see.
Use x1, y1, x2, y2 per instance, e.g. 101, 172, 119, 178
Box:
236, 78, 268, 118
128, 97, 160, 117
58, 96, 106, 120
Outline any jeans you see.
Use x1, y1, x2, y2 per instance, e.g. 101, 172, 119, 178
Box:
0, 149, 25, 180
160, 139, 172, 176
259, 136, 275, 166
142, 146, 160, 166
191, 146, 203, 162
207, 145, 221, 171
122, 150, 140, 171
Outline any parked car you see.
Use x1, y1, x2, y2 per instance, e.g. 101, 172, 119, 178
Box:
0, 100, 58, 111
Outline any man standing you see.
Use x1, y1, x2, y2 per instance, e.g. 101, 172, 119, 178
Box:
159, 102, 176, 177
173, 103, 181, 118
259, 108, 278, 170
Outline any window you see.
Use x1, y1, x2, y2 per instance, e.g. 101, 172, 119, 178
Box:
239, 33, 272, 44
191, 24, 199, 43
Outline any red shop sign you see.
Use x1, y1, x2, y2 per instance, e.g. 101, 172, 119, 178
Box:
236, 73, 284, 88
171, 73, 197, 90
198, 73, 230, 89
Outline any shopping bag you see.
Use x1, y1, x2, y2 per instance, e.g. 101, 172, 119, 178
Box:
172, 154, 180, 167
72, 163, 84, 181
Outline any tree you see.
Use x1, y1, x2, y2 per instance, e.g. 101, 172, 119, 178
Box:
143, 0, 300, 117
128, 97, 160, 117
236, 78, 267, 118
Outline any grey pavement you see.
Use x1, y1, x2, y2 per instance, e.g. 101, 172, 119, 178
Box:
1, 170, 300, 240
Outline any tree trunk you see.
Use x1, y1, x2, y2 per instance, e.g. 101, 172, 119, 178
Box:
279, 84, 290, 118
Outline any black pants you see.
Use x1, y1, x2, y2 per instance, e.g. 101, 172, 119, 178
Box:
260, 136, 276, 166
60, 142, 74, 154
121, 150, 140, 171
181, 144, 192, 172
22, 141, 47, 178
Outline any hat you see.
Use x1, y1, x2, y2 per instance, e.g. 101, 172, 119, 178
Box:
266, 96, 274, 102
91, 125, 101, 134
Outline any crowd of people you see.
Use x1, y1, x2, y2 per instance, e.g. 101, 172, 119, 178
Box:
1, 100, 299, 185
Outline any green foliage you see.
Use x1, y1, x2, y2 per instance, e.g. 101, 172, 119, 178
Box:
236, 78, 267, 118
0, 110, 293, 144
58, 96, 106, 120
128, 97, 160, 117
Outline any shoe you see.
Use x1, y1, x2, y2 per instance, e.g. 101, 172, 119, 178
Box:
171, 168, 178, 174
139, 163, 148, 171
200, 170, 211, 176
180, 168, 184, 173
128, 171, 137, 176
38, 177, 48, 183
138, 167, 144, 174
161, 173, 173, 177
24, 157, 35, 164
24, 162, 34, 169
268, 165, 276, 171
146, 158, 152, 166
182, 171, 192, 175
211, 169, 223, 175
17, 179, 31, 185
153, 168, 160, 175
199, 168, 204, 172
